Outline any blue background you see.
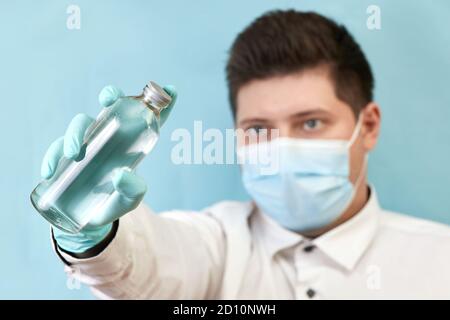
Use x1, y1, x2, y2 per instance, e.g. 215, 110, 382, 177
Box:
0, 0, 449, 299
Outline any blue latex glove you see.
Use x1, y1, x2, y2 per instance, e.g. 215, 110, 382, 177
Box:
41, 85, 177, 253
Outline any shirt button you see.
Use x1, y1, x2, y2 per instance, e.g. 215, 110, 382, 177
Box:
306, 288, 316, 299
303, 244, 315, 253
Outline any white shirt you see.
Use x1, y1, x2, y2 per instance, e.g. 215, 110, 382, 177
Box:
55, 187, 450, 299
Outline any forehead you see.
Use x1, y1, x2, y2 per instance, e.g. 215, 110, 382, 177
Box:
236, 69, 353, 121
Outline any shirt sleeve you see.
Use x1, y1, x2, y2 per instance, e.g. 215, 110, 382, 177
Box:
52, 202, 226, 299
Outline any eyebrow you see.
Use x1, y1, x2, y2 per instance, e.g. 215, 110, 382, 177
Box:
290, 108, 330, 119
238, 108, 329, 126
238, 118, 270, 127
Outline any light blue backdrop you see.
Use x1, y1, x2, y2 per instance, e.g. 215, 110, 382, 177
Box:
0, 0, 449, 299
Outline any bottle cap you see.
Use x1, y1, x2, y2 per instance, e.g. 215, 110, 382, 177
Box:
143, 81, 172, 110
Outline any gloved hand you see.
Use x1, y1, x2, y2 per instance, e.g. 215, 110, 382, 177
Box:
41, 85, 177, 253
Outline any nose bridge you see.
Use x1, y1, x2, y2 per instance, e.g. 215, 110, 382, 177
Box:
274, 122, 294, 139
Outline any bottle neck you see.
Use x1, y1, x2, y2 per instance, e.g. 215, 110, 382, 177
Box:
136, 94, 162, 116
142, 81, 171, 111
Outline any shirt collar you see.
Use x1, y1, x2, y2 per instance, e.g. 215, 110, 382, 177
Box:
313, 186, 380, 271
251, 203, 304, 255
252, 185, 380, 271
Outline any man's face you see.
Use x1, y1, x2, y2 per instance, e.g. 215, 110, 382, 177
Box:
235, 67, 381, 185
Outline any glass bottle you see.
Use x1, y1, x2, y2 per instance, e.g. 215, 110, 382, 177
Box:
30, 81, 172, 234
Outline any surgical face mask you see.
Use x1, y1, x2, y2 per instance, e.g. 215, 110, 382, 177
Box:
237, 117, 366, 233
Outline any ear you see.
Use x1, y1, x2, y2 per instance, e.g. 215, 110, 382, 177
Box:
361, 102, 381, 151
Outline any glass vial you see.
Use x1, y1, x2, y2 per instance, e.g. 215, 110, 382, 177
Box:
30, 81, 172, 234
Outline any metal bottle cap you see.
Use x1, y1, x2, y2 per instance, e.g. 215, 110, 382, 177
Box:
142, 81, 172, 110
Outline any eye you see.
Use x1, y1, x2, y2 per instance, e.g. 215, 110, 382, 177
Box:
303, 119, 322, 131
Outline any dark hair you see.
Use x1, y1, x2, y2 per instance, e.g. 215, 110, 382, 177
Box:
226, 10, 374, 118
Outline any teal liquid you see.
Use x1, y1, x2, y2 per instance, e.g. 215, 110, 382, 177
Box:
31, 97, 159, 233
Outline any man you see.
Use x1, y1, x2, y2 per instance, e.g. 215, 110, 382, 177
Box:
40, 10, 450, 299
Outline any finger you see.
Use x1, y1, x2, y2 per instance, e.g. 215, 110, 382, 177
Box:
112, 168, 147, 202
160, 85, 177, 127
41, 136, 64, 179
89, 169, 147, 226
63, 113, 95, 160
98, 85, 124, 108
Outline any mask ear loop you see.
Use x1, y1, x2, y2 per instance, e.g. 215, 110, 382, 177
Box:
349, 112, 368, 190
348, 113, 368, 199
353, 153, 368, 188
347, 114, 363, 147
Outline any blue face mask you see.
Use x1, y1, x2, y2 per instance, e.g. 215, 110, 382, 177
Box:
237, 118, 365, 233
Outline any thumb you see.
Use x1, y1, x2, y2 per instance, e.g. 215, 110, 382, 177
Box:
160, 85, 177, 127
88, 169, 147, 227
